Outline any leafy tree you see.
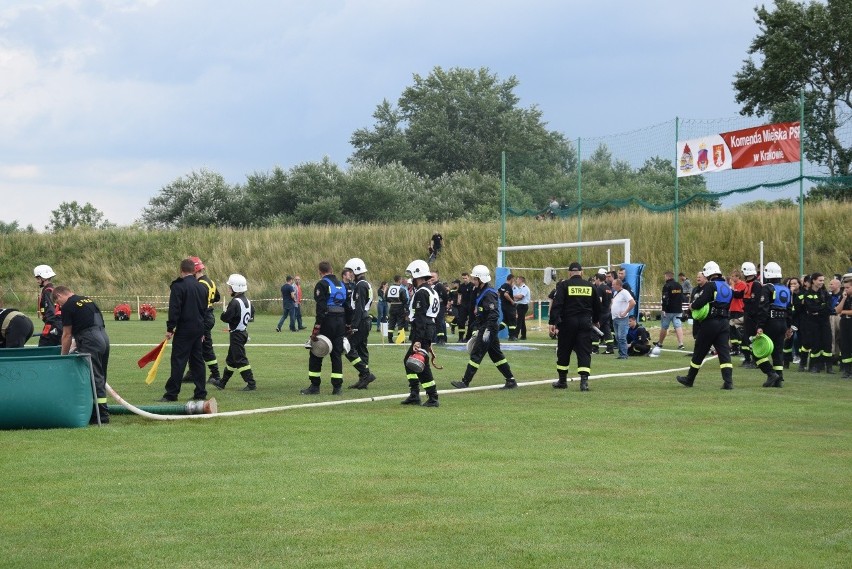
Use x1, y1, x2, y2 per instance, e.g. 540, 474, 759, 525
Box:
139, 169, 246, 229
733, 0, 852, 187
46, 201, 113, 231
350, 66, 574, 182
0, 220, 33, 234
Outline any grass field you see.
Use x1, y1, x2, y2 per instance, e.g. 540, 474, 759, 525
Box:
2, 314, 851, 568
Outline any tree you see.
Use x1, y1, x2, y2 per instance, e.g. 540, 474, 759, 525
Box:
0, 220, 34, 234
46, 201, 113, 231
733, 0, 852, 187
350, 66, 574, 182
139, 169, 247, 229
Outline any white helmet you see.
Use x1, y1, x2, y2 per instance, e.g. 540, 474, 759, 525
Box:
342, 337, 351, 354
344, 257, 367, 276
650, 345, 662, 357
33, 264, 56, 279
304, 334, 332, 358
471, 264, 491, 284
702, 261, 721, 277
466, 331, 478, 353
764, 262, 782, 280
227, 274, 248, 293
741, 262, 757, 276
406, 260, 430, 280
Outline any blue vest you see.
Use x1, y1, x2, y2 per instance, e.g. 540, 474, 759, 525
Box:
770, 284, 791, 309
712, 280, 733, 306
475, 287, 498, 312
322, 277, 346, 307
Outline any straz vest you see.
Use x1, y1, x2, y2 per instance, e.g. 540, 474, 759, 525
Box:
323, 276, 347, 309
710, 280, 733, 318
409, 285, 440, 320
232, 296, 252, 332
386, 284, 406, 303
351, 279, 374, 312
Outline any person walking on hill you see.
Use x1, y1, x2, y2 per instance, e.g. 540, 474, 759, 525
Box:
549, 262, 601, 392
451, 265, 518, 390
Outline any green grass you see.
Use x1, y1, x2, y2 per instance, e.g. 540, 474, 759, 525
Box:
1, 315, 851, 568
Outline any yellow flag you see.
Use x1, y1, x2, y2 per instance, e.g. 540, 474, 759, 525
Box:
395, 329, 406, 344
145, 338, 169, 385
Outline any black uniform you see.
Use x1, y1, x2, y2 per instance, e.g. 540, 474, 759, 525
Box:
595, 281, 614, 353
386, 282, 409, 343
61, 294, 110, 422
755, 281, 792, 387
627, 322, 651, 355
803, 286, 833, 373
0, 309, 34, 348
37, 280, 62, 347
549, 275, 601, 391
433, 280, 449, 344
690, 282, 705, 340
793, 287, 810, 370
305, 275, 348, 394
346, 277, 376, 388
457, 280, 476, 341
163, 274, 208, 401
838, 293, 852, 378
677, 277, 734, 389
452, 285, 516, 388
197, 274, 221, 381
216, 293, 254, 390
401, 283, 440, 406
498, 281, 517, 340
740, 277, 762, 364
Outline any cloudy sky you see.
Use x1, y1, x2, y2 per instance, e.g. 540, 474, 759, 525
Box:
1, 0, 782, 230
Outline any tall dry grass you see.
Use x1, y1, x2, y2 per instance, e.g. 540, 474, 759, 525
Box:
1, 202, 848, 311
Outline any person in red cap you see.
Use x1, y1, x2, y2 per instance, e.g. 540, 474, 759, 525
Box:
549, 262, 601, 392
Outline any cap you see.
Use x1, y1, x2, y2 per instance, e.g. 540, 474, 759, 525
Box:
190, 256, 205, 272
597, 268, 607, 275
568, 262, 582, 271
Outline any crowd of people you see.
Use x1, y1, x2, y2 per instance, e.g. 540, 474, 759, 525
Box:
5, 253, 849, 420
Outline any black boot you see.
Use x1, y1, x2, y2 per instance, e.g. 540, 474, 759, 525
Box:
721, 368, 733, 390
240, 370, 256, 391
676, 375, 694, 387
451, 379, 470, 389
331, 379, 343, 395
208, 364, 221, 382
798, 353, 809, 372
579, 376, 589, 392
300, 382, 321, 395
552, 378, 568, 389
810, 359, 823, 374
773, 371, 784, 388
825, 362, 835, 375
401, 380, 421, 405
422, 387, 439, 407
209, 370, 231, 390
500, 378, 518, 389
387, 332, 393, 343
762, 372, 780, 388
841, 363, 852, 379
90, 403, 110, 425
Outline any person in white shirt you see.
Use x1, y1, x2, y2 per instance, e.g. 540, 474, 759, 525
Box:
610, 279, 636, 359
513, 276, 531, 340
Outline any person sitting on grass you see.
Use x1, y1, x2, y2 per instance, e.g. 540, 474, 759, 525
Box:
627, 316, 651, 356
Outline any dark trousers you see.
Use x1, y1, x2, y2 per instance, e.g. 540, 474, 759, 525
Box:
516, 304, 529, 339
223, 330, 254, 387
308, 315, 345, 387
201, 310, 217, 369
462, 330, 513, 385
685, 317, 733, 385
345, 315, 371, 375
556, 316, 593, 378
38, 319, 62, 347
2, 315, 34, 348
165, 331, 206, 400
387, 305, 408, 340
741, 313, 758, 360
756, 318, 786, 376
502, 306, 517, 339
456, 304, 471, 340
76, 327, 110, 402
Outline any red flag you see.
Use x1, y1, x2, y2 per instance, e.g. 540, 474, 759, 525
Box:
138, 340, 167, 368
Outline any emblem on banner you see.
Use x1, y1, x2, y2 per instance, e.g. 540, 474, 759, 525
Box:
713, 144, 725, 167
697, 143, 709, 171
679, 143, 694, 173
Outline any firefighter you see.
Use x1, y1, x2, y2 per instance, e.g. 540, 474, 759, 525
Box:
754, 262, 792, 388
804, 273, 834, 374
593, 271, 614, 354
343, 257, 376, 389
836, 278, 852, 379
302, 261, 348, 395
190, 257, 221, 383
450, 265, 518, 390
498, 273, 518, 340
209, 274, 255, 391
738, 261, 762, 368
33, 264, 62, 347
457, 272, 476, 342
676, 261, 734, 389
0, 307, 34, 348
386, 275, 409, 343
400, 259, 440, 408
549, 262, 601, 392
52, 285, 111, 424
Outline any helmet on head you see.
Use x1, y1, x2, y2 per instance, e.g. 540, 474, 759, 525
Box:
344, 257, 367, 276
304, 335, 333, 358
702, 261, 721, 277
764, 262, 782, 280
741, 262, 757, 276
650, 345, 662, 357
191, 256, 205, 272
33, 265, 56, 279
471, 264, 491, 283
405, 348, 428, 373
227, 274, 248, 293
406, 260, 430, 281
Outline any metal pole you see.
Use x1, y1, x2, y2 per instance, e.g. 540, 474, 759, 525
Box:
674, 117, 680, 277
577, 137, 583, 264
759, 241, 764, 284
501, 151, 506, 249
798, 89, 805, 276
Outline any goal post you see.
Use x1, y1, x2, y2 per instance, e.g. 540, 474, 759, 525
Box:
497, 238, 631, 271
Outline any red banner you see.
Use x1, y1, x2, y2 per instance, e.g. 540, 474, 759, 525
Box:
723, 121, 800, 170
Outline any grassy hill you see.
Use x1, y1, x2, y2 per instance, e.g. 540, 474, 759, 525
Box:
1, 202, 848, 312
